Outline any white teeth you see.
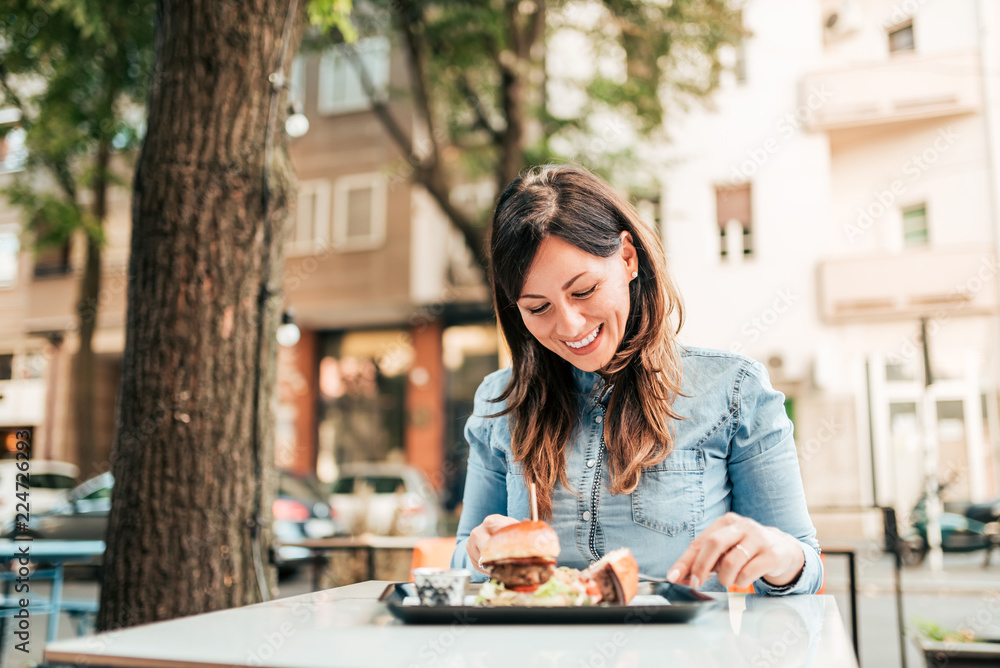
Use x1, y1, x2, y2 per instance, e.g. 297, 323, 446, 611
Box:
564, 325, 601, 349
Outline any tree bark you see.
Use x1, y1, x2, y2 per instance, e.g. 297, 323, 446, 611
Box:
97, 0, 306, 630
74, 138, 110, 479
73, 234, 101, 477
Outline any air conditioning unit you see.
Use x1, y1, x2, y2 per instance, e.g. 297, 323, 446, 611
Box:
824, 1, 863, 40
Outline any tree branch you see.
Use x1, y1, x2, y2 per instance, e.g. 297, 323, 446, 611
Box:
351, 0, 488, 270
348, 48, 419, 159
498, 1, 526, 190
457, 75, 503, 145
349, 48, 487, 269
395, 0, 442, 170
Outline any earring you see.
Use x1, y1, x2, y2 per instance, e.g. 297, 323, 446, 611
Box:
631, 271, 638, 279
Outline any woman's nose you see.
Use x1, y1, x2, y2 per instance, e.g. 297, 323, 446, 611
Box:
553, 305, 587, 338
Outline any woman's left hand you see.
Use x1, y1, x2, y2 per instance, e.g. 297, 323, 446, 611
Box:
665, 512, 805, 590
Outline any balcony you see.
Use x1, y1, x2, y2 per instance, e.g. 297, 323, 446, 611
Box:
818, 245, 998, 322
802, 50, 981, 132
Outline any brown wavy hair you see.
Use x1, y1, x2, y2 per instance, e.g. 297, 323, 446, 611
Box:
487, 164, 686, 520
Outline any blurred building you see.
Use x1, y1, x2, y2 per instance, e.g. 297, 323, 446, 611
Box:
661, 0, 1000, 539
0, 33, 498, 511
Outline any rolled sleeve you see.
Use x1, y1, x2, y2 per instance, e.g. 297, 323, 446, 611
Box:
729, 361, 823, 595
450, 375, 509, 581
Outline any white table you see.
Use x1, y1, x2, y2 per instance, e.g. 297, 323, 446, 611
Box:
44, 581, 858, 668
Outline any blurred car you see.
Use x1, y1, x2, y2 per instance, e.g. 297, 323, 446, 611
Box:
329, 463, 440, 536
27, 471, 113, 541
0, 460, 79, 529
272, 473, 337, 575
10, 470, 335, 574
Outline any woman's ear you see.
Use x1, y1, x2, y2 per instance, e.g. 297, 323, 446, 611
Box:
620, 230, 638, 274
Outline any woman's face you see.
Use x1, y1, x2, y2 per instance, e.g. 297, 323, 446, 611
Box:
516, 232, 638, 372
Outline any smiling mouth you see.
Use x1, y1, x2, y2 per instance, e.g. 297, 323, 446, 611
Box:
563, 324, 602, 349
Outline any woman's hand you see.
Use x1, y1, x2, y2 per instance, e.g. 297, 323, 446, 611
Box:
666, 512, 805, 589
466, 514, 519, 575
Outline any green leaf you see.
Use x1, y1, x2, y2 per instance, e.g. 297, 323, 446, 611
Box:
308, 0, 358, 42
0, 0, 154, 249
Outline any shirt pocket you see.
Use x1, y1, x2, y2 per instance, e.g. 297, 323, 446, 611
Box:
630, 448, 705, 536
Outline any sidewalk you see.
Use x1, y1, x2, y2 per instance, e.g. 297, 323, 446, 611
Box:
820, 545, 1000, 668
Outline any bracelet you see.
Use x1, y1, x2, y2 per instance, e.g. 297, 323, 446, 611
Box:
761, 544, 807, 591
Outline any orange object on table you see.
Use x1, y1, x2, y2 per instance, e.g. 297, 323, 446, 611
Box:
409, 537, 458, 580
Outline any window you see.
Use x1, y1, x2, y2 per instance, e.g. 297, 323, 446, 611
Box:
0, 355, 12, 381
333, 173, 386, 251
0, 230, 19, 288
30, 474, 78, 490
81, 485, 112, 501
289, 56, 306, 110
0, 115, 27, 174
903, 204, 928, 246
288, 180, 331, 254
888, 21, 914, 54
715, 184, 753, 259
33, 241, 72, 277
365, 476, 405, 494
317, 36, 390, 115
332, 477, 356, 494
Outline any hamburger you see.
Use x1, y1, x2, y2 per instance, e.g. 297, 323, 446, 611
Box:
476, 520, 639, 607
478, 520, 560, 589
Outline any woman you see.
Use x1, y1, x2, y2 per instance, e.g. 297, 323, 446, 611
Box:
450, 164, 822, 594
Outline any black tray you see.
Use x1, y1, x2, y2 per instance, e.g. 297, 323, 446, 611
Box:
379, 581, 723, 625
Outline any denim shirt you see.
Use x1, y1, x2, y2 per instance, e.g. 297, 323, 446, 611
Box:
450, 346, 823, 595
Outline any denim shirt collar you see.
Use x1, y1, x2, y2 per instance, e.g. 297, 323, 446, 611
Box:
571, 365, 611, 406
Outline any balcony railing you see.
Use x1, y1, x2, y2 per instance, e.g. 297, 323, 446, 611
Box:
818, 245, 998, 322
802, 50, 982, 132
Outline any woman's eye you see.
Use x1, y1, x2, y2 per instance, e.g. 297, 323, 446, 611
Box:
574, 286, 597, 298
528, 304, 549, 315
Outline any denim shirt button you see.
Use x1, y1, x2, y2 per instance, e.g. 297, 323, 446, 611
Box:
586, 459, 595, 468
594, 415, 603, 424
582, 510, 592, 522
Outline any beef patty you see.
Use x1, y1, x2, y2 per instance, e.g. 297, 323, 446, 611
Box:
484, 559, 556, 588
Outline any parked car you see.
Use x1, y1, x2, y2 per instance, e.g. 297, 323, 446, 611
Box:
272, 473, 337, 575
0, 460, 79, 529
8, 470, 335, 574
329, 463, 441, 536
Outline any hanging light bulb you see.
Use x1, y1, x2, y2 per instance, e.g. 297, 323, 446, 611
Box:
285, 103, 310, 138
277, 309, 301, 347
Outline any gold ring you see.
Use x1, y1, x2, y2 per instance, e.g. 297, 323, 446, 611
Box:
734, 543, 751, 560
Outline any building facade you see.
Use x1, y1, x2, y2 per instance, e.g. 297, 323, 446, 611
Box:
659, 0, 1000, 539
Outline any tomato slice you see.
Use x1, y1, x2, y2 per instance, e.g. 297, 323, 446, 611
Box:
584, 579, 602, 600
510, 585, 542, 593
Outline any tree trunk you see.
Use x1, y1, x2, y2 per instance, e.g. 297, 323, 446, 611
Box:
74, 137, 110, 479
97, 0, 306, 630
73, 234, 101, 478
